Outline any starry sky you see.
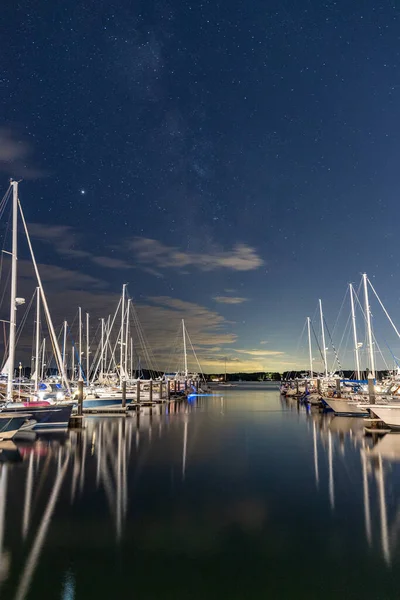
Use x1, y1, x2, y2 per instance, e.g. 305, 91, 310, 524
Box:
1, 0, 400, 373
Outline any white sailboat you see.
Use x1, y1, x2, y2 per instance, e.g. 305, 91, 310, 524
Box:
0, 181, 72, 429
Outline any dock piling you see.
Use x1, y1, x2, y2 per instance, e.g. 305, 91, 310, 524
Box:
122, 380, 126, 408
149, 379, 153, 403
136, 380, 141, 403
368, 373, 376, 404
77, 380, 83, 416
335, 378, 341, 398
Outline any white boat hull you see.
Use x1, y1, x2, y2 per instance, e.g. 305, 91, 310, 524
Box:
323, 398, 369, 416
369, 407, 400, 429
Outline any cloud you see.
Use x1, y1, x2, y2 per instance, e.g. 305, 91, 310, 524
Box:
28, 223, 91, 259
27, 224, 264, 277
91, 256, 132, 270
0, 128, 47, 179
233, 349, 284, 357
17, 260, 106, 291
260, 340, 268, 345
213, 296, 248, 304
130, 237, 264, 272
29, 223, 135, 269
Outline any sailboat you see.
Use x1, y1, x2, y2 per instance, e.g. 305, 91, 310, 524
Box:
164, 320, 205, 389
321, 277, 373, 417
218, 356, 236, 387
0, 181, 72, 429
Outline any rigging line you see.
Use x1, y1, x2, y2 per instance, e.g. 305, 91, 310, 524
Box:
323, 316, 343, 375
157, 323, 179, 376
340, 311, 353, 374
374, 335, 390, 371
165, 322, 182, 375
310, 320, 325, 364
90, 299, 121, 382
14, 292, 36, 350
368, 278, 400, 341
131, 303, 159, 374
0, 206, 13, 310
353, 285, 388, 372
331, 286, 349, 339
0, 186, 12, 227
295, 318, 308, 355
129, 304, 153, 374
381, 336, 400, 369
185, 328, 206, 381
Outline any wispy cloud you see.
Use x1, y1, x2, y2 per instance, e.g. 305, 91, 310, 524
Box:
0, 128, 47, 179
233, 349, 284, 357
28, 224, 264, 276
28, 223, 90, 259
91, 256, 132, 270
17, 260, 107, 291
213, 296, 248, 304
130, 238, 264, 272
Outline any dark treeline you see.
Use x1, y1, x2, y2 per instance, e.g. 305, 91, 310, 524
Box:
206, 372, 281, 381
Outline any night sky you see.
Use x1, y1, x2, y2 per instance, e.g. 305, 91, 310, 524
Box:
1, 1, 400, 373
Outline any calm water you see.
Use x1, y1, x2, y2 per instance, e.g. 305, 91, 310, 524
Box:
1, 383, 400, 599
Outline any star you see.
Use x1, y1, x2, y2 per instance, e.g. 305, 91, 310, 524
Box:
80, 189, 86, 195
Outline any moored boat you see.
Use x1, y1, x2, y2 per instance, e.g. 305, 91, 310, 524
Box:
1, 402, 72, 430
0, 413, 31, 440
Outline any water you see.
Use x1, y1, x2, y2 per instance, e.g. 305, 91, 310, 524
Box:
1, 383, 400, 599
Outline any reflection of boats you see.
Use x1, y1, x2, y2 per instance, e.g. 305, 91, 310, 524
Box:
0, 441, 22, 462
0, 413, 31, 440
369, 434, 400, 461
328, 416, 366, 436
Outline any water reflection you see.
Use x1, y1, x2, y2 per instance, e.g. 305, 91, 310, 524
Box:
305, 403, 400, 568
2, 390, 400, 598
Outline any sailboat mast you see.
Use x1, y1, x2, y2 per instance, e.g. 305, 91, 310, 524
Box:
78, 307, 83, 381
182, 319, 188, 376
34, 287, 40, 392
100, 318, 105, 377
124, 299, 130, 378
319, 299, 328, 377
86, 312, 89, 382
307, 317, 313, 378
120, 284, 126, 385
130, 337, 133, 379
105, 315, 110, 374
7, 181, 18, 401
349, 284, 361, 380
19, 200, 70, 392
62, 320, 67, 376
363, 273, 375, 377
41, 338, 46, 380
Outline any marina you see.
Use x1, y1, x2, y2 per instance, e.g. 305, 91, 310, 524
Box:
1, 384, 400, 598
2, 0, 400, 597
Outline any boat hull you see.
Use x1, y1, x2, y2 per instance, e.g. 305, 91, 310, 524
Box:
83, 397, 127, 409
0, 413, 30, 440
369, 407, 400, 430
322, 398, 369, 417
2, 404, 72, 429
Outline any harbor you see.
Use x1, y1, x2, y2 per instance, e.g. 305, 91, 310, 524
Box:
2, 0, 400, 596
1, 383, 400, 599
